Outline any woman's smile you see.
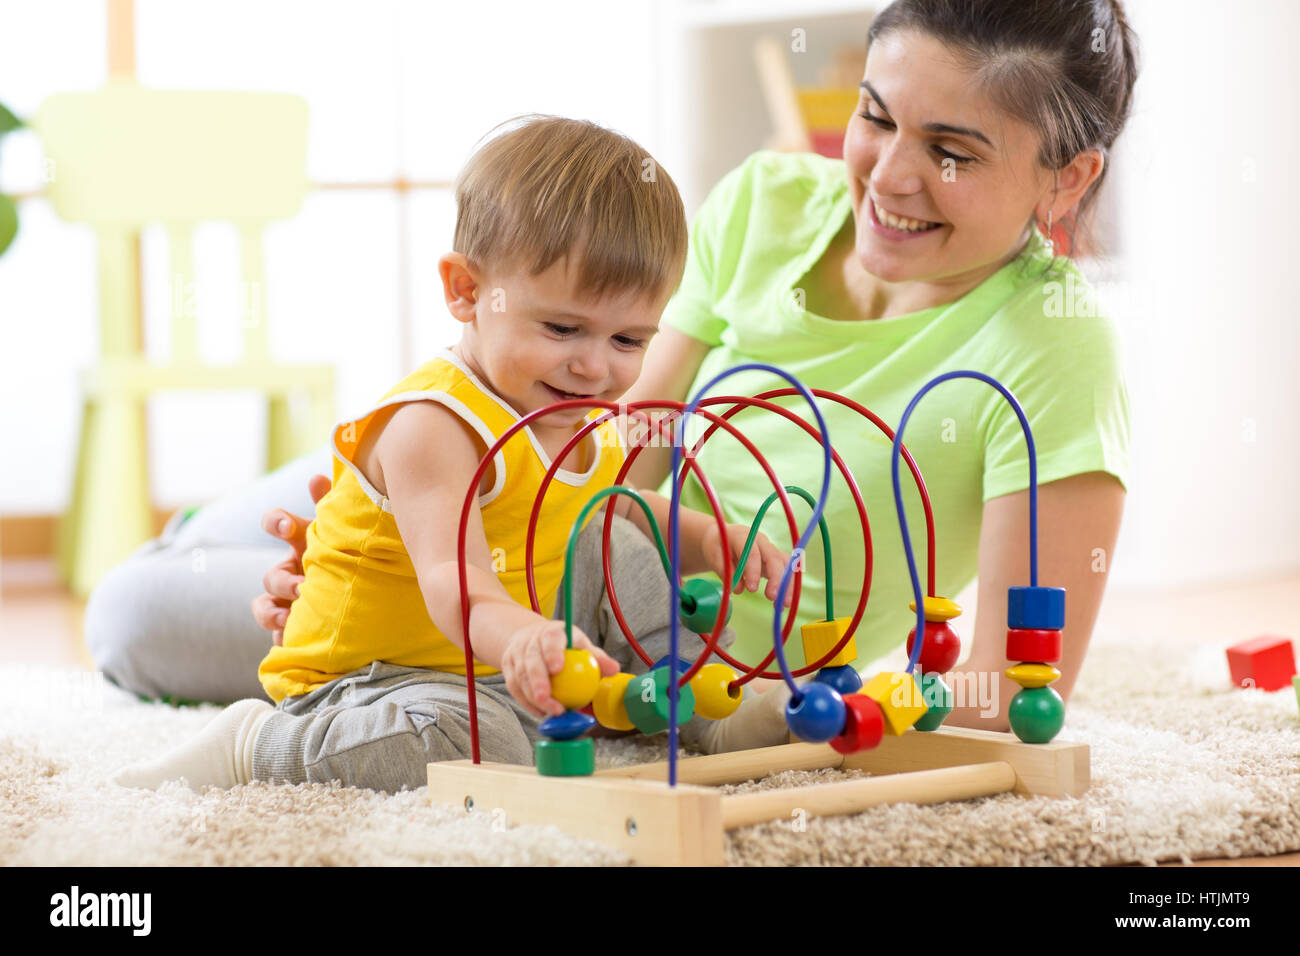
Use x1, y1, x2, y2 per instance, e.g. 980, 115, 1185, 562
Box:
865, 192, 945, 241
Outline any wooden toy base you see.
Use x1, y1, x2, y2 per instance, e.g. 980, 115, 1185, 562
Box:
427, 725, 1090, 865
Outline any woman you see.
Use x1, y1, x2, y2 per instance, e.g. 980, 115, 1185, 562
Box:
87, 0, 1138, 733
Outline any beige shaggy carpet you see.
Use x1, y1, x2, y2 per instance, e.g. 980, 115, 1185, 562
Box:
2, 636, 1298, 866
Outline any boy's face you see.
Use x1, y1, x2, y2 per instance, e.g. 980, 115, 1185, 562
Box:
441, 250, 668, 434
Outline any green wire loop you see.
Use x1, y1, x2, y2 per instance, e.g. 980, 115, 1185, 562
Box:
560, 484, 835, 648
734, 485, 835, 622
563, 486, 670, 649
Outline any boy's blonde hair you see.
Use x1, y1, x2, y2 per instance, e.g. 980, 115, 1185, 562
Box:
454, 114, 688, 305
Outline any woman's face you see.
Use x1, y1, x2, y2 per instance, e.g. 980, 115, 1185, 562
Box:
844, 29, 1056, 285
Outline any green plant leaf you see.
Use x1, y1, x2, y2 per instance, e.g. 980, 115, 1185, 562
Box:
0, 193, 19, 257
0, 101, 21, 138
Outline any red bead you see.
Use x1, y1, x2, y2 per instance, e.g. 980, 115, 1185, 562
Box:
1226, 635, 1297, 691
830, 693, 885, 754
1006, 628, 1062, 664
906, 621, 961, 674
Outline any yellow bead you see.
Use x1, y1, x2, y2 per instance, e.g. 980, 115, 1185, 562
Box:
689, 663, 742, 720
861, 671, 927, 735
907, 595, 963, 622
551, 648, 602, 710
592, 673, 635, 731
800, 617, 858, 669
1004, 663, 1061, 689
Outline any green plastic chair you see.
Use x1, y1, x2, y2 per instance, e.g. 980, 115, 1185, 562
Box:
37, 80, 335, 597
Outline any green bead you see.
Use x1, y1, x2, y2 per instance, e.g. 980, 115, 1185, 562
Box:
679, 577, 732, 634
623, 666, 696, 735
913, 672, 953, 732
535, 737, 595, 776
1008, 686, 1066, 743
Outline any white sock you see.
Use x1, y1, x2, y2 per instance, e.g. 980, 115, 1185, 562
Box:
112, 698, 274, 791
692, 680, 795, 754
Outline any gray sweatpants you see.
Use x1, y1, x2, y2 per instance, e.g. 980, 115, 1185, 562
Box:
252, 508, 737, 793
85, 445, 335, 703
82, 443, 738, 792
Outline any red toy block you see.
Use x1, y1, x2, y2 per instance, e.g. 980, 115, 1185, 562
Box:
1006, 627, 1062, 664
1226, 635, 1296, 691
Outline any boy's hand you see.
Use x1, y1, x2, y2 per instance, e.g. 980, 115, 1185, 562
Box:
701, 523, 793, 607
500, 619, 620, 719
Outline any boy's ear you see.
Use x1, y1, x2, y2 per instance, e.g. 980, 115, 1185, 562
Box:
439, 253, 482, 324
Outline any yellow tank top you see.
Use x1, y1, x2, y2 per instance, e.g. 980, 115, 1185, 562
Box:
259, 348, 627, 702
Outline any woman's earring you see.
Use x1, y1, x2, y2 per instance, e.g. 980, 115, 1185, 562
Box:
1042, 210, 1055, 256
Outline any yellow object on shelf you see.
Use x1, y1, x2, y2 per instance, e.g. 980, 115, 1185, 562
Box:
795, 88, 860, 129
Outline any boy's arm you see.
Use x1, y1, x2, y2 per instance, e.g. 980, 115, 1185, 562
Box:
375, 401, 617, 714
615, 325, 714, 490
611, 490, 791, 606
377, 401, 533, 669
610, 490, 718, 578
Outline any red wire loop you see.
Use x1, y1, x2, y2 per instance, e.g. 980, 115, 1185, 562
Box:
457, 389, 940, 763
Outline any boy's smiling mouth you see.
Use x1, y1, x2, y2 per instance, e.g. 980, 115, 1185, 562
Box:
542, 383, 596, 401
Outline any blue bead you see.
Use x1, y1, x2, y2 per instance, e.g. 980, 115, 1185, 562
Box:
538, 709, 596, 741
652, 656, 695, 676
784, 682, 847, 743
1007, 586, 1066, 630
812, 665, 863, 695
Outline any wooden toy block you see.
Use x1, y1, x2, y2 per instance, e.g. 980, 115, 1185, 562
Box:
1007, 586, 1065, 630
429, 726, 1090, 865
551, 648, 601, 710
908, 595, 962, 622
801, 617, 857, 668
592, 673, 635, 731
1004, 663, 1061, 689
690, 663, 743, 720
1006, 627, 1063, 664
907, 620, 961, 673
1226, 635, 1297, 691
861, 670, 927, 735
830, 692, 884, 754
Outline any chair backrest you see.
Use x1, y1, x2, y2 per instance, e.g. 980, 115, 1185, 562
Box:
36, 81, 309, 361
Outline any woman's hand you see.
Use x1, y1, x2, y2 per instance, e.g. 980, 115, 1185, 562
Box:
701, 522, 792, 606
251, 473, 332, 645
499, 618, 620, 719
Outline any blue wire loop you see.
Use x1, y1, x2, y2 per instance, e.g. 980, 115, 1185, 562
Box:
668, 364, 833, 786
891, 371, 1039, 675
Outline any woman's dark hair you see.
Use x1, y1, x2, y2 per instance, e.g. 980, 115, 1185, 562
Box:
867, 0, 1140, 275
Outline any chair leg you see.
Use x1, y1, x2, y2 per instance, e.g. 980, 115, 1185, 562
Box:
266, 393, 293, 472
59, 393, 153, 598
267, 384, 334, 472
307, 383, 335, 454
56, 397, 95, 585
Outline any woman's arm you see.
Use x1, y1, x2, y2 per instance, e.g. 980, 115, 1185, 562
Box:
618, 325, 714, 491
251, 474, 332, 644
943, 471, 1126, 732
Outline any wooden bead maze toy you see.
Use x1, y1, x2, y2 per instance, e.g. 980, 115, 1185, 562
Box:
427, 365, 1090, 865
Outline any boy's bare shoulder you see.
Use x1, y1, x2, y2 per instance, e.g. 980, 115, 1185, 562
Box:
357, 400, 495, 500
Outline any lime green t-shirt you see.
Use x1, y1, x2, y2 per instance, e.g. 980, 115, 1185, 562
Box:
656, 150, 1131, 671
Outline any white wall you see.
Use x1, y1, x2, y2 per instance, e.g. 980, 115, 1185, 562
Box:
2, 0, 1297, 592
1104, 0, 1300, 590
0, 0, 662, 512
